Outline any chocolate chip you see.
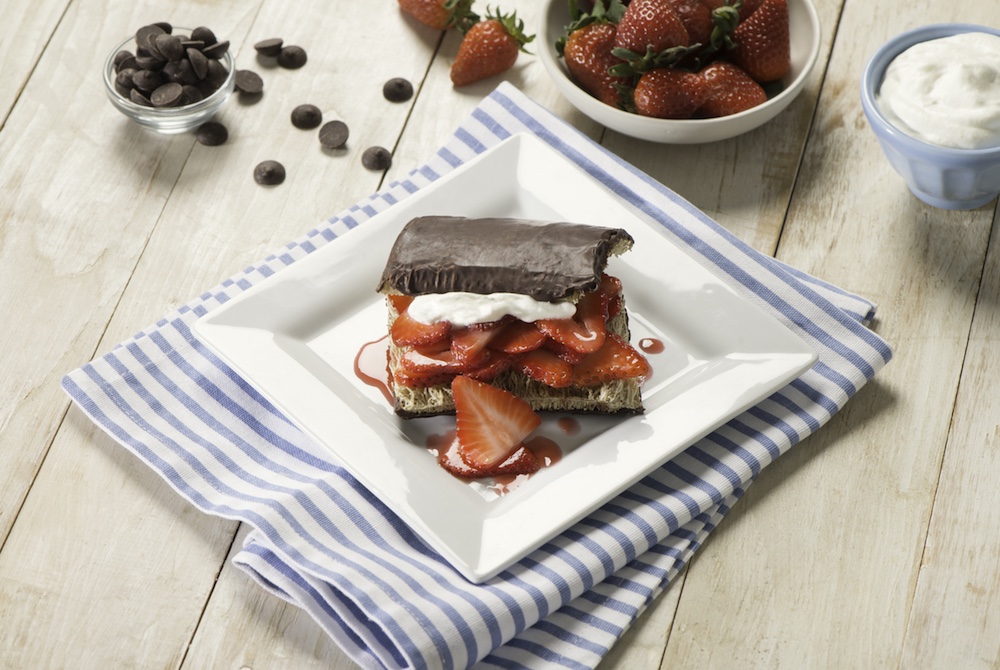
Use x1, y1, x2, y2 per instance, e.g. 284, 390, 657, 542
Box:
114, 50, 135, 70
154, 33, 185, 60
153, 21, 173, 34
254, 160, 286, 185
318, 120, 349, 149
190, 26, 216, 45
187, 47, 209, 79
196, 121, 228, 146
276, 45, 307, 69
362, 146, 392, 170
291, 104, 322, 129
131, 68, 163, 92
129, 88, 152, 106
383, 77, 414, 103
133, 53, 166, 70
235, 69, 263, 95
136, 24, 166, 50
114, 68, 136, 96
150, 82, 184, 107
179, 85, 204, 105
254, 38, 283, 57
163, 58, 198, 85
202, 40, 230, 60
204, 59, 229, 89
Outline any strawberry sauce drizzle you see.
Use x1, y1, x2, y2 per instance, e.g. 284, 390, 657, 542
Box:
556, 416, 581, 436
353, 336, 393, 405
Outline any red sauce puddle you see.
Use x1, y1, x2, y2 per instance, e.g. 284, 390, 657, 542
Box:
639, 337, 665, 354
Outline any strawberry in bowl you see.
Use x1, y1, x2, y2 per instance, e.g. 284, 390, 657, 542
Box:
539, 0, 821, 143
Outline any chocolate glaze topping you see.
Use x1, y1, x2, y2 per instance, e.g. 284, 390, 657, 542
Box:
378, 216, 634, 301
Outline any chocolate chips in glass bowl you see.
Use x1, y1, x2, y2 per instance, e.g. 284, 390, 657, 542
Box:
111, 23, 233, 110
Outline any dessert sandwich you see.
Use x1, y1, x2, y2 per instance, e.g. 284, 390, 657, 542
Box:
377, 216, 651, 420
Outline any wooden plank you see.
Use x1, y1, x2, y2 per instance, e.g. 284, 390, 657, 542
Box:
0, 0, 68, 125
656, 0, 996, 666
0, 1, 436, 668
0, 0, 257, 550
900, 214, 1000, 669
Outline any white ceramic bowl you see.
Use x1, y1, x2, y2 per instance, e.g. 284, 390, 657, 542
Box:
538, 0, 821, 144
860, 23, 1000, 210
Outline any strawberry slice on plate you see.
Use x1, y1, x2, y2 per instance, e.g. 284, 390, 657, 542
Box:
452, 375, 542, 471
573, 333, 651, 386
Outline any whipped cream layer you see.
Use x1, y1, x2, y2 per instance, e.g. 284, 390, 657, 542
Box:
407, 292, 576, 327
877, 32, 1000, 150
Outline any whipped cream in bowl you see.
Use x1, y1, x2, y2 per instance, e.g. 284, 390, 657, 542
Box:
861, 23, 1000, 210
876, 32, 1000, 150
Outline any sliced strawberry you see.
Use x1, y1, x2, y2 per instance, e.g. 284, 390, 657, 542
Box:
602, 274, 624, 318
390, 309, 450, 348
392, 366, 456, 389
536, 290, 608, 354
451, 324, 501, 365
386, 294, 414, 314
453, 375, 541, 470
438, 434, 540, 479
398, 347, 465, 374
543, 339, 588, 365
464, 353, 514, 382
572, 333, 651, 386
518, 348, 574, 388
489, 319, 547, 354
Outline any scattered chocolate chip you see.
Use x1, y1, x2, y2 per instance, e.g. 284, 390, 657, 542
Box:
254, 38, 283, 57
150, 82, 184, 107
254, 160, 286, 185
362, 146, 392, 170
154, 33, 185, 60
195, 121, 228, 146
291, 104, 322, 129
318, 120, 349, 149
203, 40, 230, 60
190, 26, 217, 45
235, 69, 264, 95
383, 77, 414, 103
276, 45, 307, 69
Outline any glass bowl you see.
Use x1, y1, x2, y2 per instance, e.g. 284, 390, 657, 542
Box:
103, 28, 236, 135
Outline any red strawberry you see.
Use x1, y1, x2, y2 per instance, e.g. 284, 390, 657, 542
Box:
601, 274, 624, 317
451, 324, 501, 365
666, 0, 713, 45
696, 60, 767, 117
544, 339, 588, 365
536, 289, 608, 355
518, 348, 574, 388
390, 309, 451, 347
437, 432, 540, 479
633, 66, 707, 118
398, 347, 465, 375
386, 294, 414, 314
453, 376, 542, 470
572, 333, 651, 386
615, 0, 690, 56
450, 9, 534, 87
562, 22, 629, 107
398, 0, 478, 32
490, 319, 547, 354
729, 0, 789, 82
463, 353, 513, 382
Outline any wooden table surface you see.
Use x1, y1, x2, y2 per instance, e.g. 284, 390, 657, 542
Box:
3, 0, 999, 667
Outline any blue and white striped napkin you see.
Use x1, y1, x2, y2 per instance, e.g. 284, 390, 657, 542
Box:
63, 82, 892, 670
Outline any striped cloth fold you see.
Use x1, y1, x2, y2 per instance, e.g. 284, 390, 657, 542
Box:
63, 82, 892, 670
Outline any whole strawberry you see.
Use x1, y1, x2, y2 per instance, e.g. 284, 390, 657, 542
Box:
563, 22, 629, 106
615, 0, 690, 56
666, 0, 713, 46
398, 0, 478, 33
697, 60, 767, 117
450, 9, 534, 87
729, 0, 790, 82
633, 67, 707, 118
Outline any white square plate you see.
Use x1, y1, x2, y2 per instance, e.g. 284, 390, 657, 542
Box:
192, 133, 817, 583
